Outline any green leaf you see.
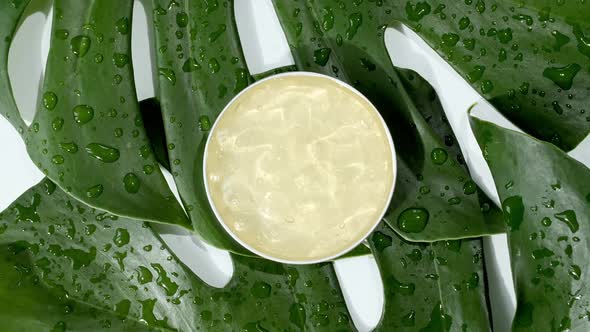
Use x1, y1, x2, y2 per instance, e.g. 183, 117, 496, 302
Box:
19, 0, 189, 228
0, 247, 148, 332
470, 116, 590, 330
0, 0, 30, 132
370, 224, 491, 331
271, 1, 504, 241
0, 180, 357, 331
149, 0, 252, 253
390, 0, 590, 150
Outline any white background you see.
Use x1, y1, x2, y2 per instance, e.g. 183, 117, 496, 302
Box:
2, 1, 589, 331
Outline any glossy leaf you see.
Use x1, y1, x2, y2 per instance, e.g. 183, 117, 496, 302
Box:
390, 0, 590, 150
271, 0, 504, 241
0, 0, 30, 132
19, 0, 189, 228
149, 0, 251, 253
370, 224, 491, 331
0, 180, 356, 331
470, 116, 590, 331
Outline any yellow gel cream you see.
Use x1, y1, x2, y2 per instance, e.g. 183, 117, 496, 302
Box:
205, 73, 395, 262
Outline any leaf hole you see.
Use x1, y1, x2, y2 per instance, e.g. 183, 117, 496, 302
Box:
8, 0, 52, 126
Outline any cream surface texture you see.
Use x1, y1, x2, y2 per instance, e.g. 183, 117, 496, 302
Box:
205, 75, 394, 262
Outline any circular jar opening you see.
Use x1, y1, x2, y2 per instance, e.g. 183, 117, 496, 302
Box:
204, 72, 396, 264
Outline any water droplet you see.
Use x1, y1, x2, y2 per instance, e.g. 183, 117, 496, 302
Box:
480, 80, 494, 94
208, 58, 220, 73
113, 228, 130, 247
123, 173, 140, 193
158, 68, 176, 85
390, 275, 415, 295
554, 210, 579, 233
199, 115, 211, 131
313, 48, 331, 66
441, 33, 459, 47
458, 17, 470, 30
182, 57, 200, 72
431, 148, 448, 165
398, 207, 429, 233
208, 24, 227, 43
552, 30, 570, 51
151, 263, 178, 296
405, 1, 431, 21
251, 281, 271, 298
532, 247, 554, 260
497, 28, 513, 44
85, 143, 120, 163
543, 64, 581, 90
72, 105, 94, 125
137, 266, 153, 284
345, 13, 362, 40
59, 142, 78, 153
463, 180, 477, 195
116, 17, 130, 35
371, 231, 392, 251
448, 197, 461, 205
569, 265, 581, 280
52, 154, 65, 165
55, 29, 69, 40
114, 299, 131, 318
502, 196, 524, 231
467, 65, 485, 83
112, 53, 129, 68
402, 310, 416, 326
85, 184, 103, 198
43, 92, 58, 110
322, 8, 334, 31
289, 303, 306, 329
176, 11, 188, 27
541, 217, 552, 227
70, 35, 91, 57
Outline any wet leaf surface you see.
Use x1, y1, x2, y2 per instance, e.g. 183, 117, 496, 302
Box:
149, 0, 252, 253
471, 116, 590, 331
21, 0, 190, 228
389, 0, 590, 150
370, 224, 491, 331
0, 180, 356, 331
271, 0, 504, 241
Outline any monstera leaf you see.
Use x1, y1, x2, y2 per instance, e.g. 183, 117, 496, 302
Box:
2, 0, 590, 331
0, 180, 356, 331
0, 179, 492, 331
271, 0, 504, 242
148, 0, 252, 253
390, 0, 590, 150
471, 116, 590, 331
370, 224, 491, 331
2, 0, 190, 229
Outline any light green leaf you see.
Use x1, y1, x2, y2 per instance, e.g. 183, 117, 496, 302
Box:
0, 180, 356, 331
18, 0, 190, 228
390, 0, 590, 150
271, 0, 504, 241
370, 224, 491, 331
470, 116, 590, 331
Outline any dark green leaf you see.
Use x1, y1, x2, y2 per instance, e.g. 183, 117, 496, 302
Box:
370, 224, 491, 331
470, 116, 590, 330
150, 0, 252, 253
271, 1, 504, 241
20, 0, 189, 228
0, 0, 30, 132
0, 180, 356, 331
390, 0, 590, 150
